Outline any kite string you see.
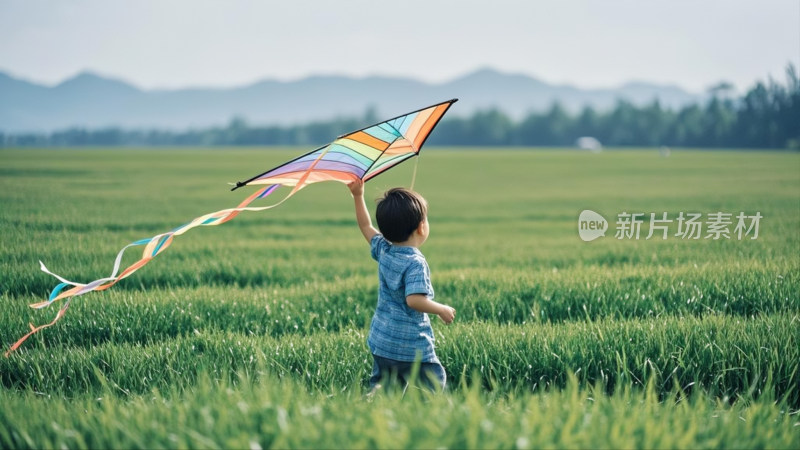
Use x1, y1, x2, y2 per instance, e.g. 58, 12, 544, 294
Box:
410, 155, 419, 191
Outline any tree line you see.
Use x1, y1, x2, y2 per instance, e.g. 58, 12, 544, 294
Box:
3, 65, 798, 149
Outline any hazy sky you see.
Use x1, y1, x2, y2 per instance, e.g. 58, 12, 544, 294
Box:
1, 0, 797, 93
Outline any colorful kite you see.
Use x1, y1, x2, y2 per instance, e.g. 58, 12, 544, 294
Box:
6, 99, 457, 356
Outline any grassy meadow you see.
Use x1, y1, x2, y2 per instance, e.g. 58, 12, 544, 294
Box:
1, 147, 798, 448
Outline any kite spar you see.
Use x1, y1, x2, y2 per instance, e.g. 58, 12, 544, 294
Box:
6, 99, 457, 355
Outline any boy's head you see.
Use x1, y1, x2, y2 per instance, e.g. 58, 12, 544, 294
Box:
376, 188, 428, 243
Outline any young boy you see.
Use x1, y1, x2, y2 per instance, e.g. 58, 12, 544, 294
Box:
347, 178, 456, 392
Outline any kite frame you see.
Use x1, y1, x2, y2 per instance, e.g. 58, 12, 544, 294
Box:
231, 98, 458, 191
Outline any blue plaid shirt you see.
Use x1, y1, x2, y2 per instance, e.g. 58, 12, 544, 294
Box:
367, 234, 439, 363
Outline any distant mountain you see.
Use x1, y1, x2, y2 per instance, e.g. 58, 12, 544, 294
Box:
0, 68, 704, 133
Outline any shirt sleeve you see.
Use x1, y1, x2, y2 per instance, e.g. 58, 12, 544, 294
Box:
404, 258, 433, 298
370, 234, 389, 262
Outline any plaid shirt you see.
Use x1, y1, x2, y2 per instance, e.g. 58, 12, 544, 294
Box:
367, 234, 439, 363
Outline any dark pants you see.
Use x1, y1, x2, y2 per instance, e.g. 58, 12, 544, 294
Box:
369, 354, 447, 392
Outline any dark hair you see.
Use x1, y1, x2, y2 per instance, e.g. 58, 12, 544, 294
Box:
375, 188, 428, 243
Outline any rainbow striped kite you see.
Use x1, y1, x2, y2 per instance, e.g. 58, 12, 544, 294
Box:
231, 99, 457, 190
6, 99, 457, 355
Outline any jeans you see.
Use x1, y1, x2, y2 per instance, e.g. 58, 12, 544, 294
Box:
369, 354, 447, 392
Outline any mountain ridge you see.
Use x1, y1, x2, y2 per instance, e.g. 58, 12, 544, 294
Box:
0, 68, 704, 132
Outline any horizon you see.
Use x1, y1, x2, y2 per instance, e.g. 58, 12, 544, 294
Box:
1, 66, 718, 94
1, 0, 797, 95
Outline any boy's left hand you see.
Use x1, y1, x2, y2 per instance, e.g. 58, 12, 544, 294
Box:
437, 305, 456, 324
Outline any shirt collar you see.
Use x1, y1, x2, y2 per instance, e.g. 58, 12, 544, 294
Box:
389, 244, 421, 255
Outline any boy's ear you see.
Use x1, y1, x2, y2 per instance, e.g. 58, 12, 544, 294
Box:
416, 219, 427, 235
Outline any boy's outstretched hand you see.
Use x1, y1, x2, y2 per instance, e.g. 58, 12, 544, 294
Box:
347, 178, 365, 197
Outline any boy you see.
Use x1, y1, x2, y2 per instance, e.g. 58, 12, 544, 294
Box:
347, 178, 456, 392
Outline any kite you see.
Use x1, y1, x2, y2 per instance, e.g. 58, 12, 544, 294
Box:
6, 98, 458, 356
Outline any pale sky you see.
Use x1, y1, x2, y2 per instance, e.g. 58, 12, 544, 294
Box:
1, 0, 798, 94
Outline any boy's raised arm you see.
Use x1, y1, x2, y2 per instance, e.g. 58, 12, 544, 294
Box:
347, 179, 379, 243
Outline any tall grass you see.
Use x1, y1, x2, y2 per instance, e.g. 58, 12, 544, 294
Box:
1, 371, 797, 449
1, 147, 798, 447
2, 315, 797, 406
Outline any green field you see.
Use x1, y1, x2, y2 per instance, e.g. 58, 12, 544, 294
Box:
1, 148, 799, 448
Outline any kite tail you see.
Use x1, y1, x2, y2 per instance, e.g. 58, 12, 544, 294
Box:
5, 183, 288, 356
5, 300, 72, 357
